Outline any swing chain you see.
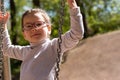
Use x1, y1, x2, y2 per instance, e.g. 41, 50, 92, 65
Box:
55, 0, 65, 80
0, 0, 5, 79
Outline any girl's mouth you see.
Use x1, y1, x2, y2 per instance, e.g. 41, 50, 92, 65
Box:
31, 33, 41, 37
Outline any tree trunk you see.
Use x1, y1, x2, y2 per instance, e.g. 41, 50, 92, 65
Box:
10, 0, 17, 44
32, 0, 41, 8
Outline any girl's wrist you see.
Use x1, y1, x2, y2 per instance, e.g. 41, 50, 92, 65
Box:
68, 0, 78, 9
69, 4, 78, 10
4, 24, 7, 30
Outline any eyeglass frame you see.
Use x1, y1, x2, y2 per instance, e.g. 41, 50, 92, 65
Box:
23, 21, 46, 31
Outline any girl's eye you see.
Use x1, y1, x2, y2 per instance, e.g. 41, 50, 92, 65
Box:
36, 23, 42, 27
26, 25, 33, 28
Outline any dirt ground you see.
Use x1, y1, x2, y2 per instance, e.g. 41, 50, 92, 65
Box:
59, 30, 120, 80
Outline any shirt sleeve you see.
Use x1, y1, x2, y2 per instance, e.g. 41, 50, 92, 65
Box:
3, 30, 29, 61
59, 7, 84, 53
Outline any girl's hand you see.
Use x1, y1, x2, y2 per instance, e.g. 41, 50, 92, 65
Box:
0, 12, 9, 30
0, 12, 9, 25
67, 0, 78, 9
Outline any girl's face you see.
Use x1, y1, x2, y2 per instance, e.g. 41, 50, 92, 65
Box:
22, 13, 51, 43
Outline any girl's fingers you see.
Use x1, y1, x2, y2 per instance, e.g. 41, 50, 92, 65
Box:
0, 12, 9, 23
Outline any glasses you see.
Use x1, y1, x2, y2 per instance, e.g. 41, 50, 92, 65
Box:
23, 21, 46, 31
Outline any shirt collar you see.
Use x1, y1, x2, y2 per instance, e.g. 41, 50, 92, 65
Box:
30, 38, 50, 49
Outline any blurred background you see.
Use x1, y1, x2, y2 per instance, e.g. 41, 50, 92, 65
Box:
3, 0, 120, 80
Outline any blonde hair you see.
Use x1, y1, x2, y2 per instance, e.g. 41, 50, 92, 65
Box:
21, 8, 51, 31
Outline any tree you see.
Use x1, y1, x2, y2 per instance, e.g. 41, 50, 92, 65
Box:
32, 0, 41, 8
10, 0, 17, 44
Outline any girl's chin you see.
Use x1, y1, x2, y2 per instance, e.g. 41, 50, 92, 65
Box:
32, 38, 46, 43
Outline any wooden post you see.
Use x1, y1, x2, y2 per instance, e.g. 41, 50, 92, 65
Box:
0, 56, 11, 80
3, 56, 11, 80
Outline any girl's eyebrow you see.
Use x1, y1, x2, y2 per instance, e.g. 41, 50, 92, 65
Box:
24, 21, 45, 25
25, 23, 33, 24
25, 21, 45, 23
24, 22, 35, 25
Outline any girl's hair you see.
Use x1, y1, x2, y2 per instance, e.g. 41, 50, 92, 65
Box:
21, 8, 51, 31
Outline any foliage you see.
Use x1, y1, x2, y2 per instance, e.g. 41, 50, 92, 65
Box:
85, 0, 120, 36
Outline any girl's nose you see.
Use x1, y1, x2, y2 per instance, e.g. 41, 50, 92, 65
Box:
31, 28, 38, 32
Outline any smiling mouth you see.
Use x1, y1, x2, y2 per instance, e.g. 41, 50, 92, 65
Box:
31, 33, 41, 37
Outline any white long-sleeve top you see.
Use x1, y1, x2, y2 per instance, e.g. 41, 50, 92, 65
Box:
3, 7, 84, 80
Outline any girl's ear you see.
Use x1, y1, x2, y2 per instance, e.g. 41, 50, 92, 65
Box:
47, 24, 51, 34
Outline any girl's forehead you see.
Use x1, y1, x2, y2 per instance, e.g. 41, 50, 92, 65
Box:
25, 13, 43, 19
23, 13, 45, 23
